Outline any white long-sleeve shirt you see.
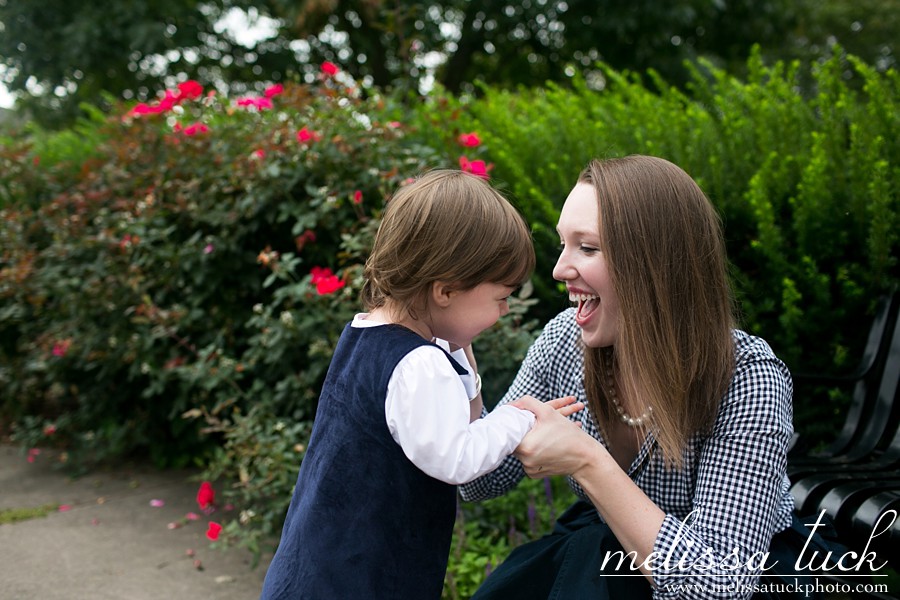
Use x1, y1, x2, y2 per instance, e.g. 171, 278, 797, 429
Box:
351, 314, 535, 485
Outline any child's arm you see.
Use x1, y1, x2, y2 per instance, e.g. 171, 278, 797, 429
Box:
385, 346, 532, 485
385, 347, 581, 485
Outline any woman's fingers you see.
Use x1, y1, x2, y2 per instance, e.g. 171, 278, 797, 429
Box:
511, 395, 583, 418
509, 395, 546, 413
553, 397, 585, 417
546, 395, 578, 409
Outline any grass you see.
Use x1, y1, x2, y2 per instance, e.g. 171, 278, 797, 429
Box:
0, 503, 58, 525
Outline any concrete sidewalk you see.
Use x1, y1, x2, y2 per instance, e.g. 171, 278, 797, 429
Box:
0, 444, 273, 600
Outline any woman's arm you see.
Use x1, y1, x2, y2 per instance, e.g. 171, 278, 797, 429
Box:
512, 396, 665, 582
512, 340, 794, 599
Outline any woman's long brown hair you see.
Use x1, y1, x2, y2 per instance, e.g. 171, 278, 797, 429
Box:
581, 156, 736, 469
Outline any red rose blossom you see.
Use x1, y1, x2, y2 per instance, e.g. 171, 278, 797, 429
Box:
206, 521, 222, 541
196, 481, 215, 510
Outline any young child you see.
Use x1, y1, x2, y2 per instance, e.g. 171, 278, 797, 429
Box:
260, 169, 576, 600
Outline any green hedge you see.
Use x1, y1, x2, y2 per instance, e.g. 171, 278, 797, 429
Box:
407, 47, 899, 441
1, 50, 898, 595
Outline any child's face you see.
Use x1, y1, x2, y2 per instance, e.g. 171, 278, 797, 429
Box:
430, 282, 515, 348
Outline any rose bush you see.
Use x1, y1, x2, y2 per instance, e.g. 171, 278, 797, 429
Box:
0, 63, 536, 466
0, 63, 545, 592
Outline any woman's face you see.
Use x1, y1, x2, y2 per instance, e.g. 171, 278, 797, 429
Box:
553, 182, 620, 348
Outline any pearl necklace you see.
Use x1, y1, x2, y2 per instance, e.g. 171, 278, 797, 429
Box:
606, 370, 652, 428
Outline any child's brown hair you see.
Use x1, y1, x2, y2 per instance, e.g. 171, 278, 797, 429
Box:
361, 169, 535, 318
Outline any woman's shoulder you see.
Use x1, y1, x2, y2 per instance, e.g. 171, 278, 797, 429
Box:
731, 328, 782, 365
709, 330, 794, 431
518, 308, 582, 376
543, 307, 580, 338
727, 329, 793, 402
532, 308, 581, 353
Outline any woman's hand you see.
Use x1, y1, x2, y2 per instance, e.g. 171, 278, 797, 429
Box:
510, 395, 603, 478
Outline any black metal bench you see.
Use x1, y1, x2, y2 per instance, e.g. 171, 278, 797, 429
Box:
787, 290, 900, 571
787, 292, 899, 470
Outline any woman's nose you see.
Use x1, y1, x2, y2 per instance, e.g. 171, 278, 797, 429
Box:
552, 250, 573, 282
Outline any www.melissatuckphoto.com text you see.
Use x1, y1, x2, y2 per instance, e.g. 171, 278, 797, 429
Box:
606, 509, 898, 597
661, 577, 891, 598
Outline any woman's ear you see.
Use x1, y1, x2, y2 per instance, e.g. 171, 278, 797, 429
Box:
431, 281, 456, 308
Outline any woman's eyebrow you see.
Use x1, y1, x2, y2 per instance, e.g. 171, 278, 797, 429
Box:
558, 227, 599, 239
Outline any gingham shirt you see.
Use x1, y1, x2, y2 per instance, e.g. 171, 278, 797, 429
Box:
460, 308, 796, 600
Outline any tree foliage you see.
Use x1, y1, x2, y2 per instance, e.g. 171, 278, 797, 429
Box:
262, 0, 803, 90
0, 0, 295, 128
792, 0, 898, 72
1, 0, 812, 129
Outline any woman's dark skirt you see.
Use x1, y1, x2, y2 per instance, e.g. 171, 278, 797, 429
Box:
471, 501, 849, 600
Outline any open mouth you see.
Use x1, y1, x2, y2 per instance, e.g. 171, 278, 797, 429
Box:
570, 292, 600, 326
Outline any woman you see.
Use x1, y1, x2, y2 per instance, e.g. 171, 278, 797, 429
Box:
461, 155, 839, 599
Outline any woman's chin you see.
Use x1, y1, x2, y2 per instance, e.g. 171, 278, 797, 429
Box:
578, 321, 614, 349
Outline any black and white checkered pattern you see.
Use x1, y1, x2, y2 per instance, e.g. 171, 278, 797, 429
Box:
460, 308, 796, 597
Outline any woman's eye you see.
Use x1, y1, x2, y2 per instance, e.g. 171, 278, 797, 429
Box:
559, 241, 599, 254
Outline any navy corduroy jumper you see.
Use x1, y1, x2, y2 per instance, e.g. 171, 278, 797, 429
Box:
260, 323, 466, 600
